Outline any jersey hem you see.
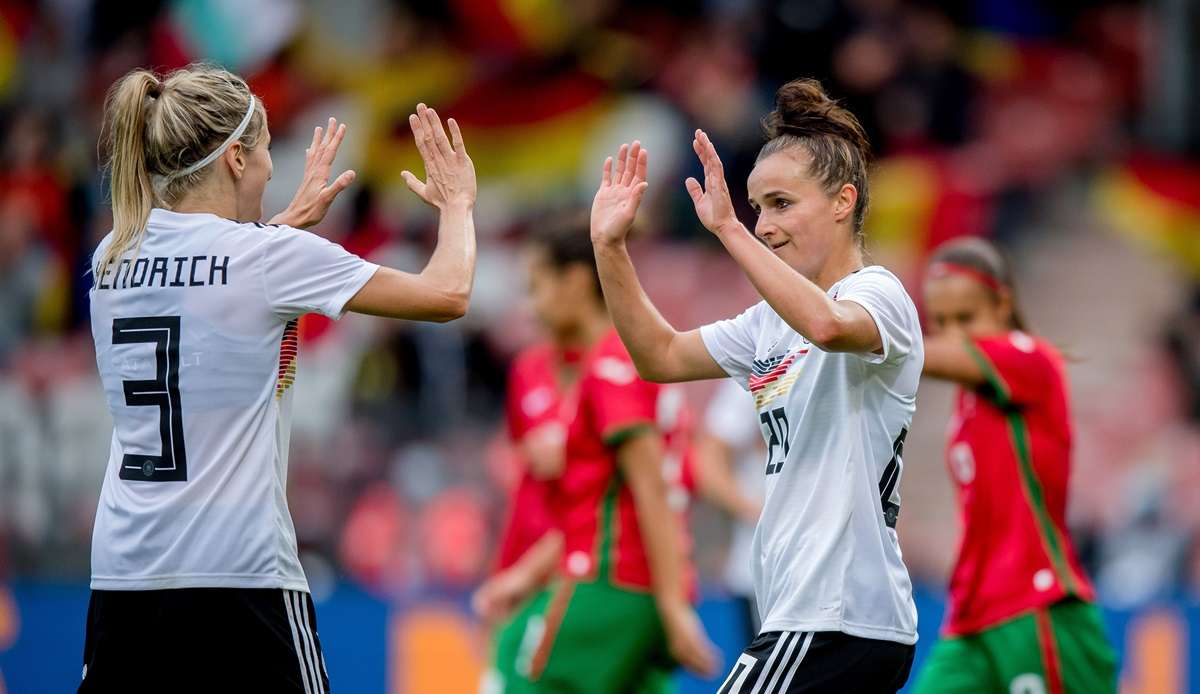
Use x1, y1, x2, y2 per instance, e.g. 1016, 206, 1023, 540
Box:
759, 617, 918, 645
90, 574, 310, 591
942, 591, 1086, 637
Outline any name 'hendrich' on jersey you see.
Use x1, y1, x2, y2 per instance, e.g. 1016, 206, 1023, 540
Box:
88, 208, 378, 591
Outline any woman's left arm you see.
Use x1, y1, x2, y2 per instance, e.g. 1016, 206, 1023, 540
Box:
685, 130, 880, 354
922, 335, 987, 387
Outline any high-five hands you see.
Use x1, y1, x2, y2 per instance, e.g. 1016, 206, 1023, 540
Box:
402, 103, 476, 210
590, 141, 649, 247
685, 129, 744, 237
272, 117, 357, 228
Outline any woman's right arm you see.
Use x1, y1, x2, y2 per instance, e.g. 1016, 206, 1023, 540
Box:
589, 143, 725, 383
346, 104, 476, 322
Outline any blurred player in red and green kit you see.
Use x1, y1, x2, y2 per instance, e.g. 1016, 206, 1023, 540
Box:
913, 237, 1117, 694
475, 219, 716, 693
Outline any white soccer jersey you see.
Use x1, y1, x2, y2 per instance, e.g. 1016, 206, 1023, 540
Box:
700, 266, 922, 645
88, 208, 378, 591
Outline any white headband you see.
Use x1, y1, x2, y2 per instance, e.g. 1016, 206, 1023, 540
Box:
154, 95, 257, 189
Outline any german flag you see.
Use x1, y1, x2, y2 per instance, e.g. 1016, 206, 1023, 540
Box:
1092, 155, 1200, 274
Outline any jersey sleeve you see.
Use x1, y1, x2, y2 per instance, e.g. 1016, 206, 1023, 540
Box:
585, 355, 660, 447
699, 302, 763, 388
837, 268, 918, 365
262, 226, 380, 320
506, 360, 533, 441
966, 333, 1055, 408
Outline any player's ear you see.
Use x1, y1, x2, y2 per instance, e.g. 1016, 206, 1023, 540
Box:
225, 142, 246, 180
832, 183, 857, 225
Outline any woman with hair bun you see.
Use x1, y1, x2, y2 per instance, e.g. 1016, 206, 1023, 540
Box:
590, 78, 920, 691
82, 64, 476, 693
913, 237, 1117, 694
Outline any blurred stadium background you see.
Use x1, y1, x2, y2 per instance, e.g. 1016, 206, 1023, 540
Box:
0, 0, 1198, 691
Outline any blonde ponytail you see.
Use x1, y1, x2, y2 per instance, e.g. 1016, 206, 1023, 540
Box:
95, 64, 266, 282
97, 70, 160, 278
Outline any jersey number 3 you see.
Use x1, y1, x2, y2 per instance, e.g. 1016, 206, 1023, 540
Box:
760, 407, 790, 475
113, 316, 188, 482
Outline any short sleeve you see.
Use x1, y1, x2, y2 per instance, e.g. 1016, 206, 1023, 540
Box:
586, 355, 660, 446
704, 378, 760, 448
699, 302, 763, 388
506, 357, 557, 442
966, 332, 1055, 408
505, 361, 530, 441
837, 268, 917, 365
262, 226, 380, 319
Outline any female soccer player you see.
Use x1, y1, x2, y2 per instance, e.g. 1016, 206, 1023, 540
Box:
82, 64, 476, 693
591, 78, 921, 692
485, 221, 716, 693
912, 237, 1117, 694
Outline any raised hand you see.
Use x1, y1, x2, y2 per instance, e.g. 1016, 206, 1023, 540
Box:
590, 141, 649, 247
273, 117, 357, 228
685, 129, 743, 237
401, 104, 476, 210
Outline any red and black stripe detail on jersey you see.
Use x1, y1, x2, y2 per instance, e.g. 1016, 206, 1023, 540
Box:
748, 350, 806, 394
276, 319, 299, 400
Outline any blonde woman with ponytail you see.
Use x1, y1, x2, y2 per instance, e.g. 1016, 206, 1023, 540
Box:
82, 64, 476, 693
589, 78, 920, 692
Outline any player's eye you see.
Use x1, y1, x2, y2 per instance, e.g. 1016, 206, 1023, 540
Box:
775, 199, 790, 209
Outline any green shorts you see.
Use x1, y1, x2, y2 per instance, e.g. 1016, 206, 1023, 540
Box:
486, 578, 675, 694
913, 599, 1117, 694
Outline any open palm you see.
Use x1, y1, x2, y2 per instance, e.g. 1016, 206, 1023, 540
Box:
685, 129, 741, 236
590, 141, 649, 247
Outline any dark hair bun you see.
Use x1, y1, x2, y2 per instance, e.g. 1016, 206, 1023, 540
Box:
762, 78, 870, 157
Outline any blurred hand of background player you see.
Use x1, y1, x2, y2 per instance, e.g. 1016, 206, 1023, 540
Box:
685, 129, 745, 238
590, 141, 649, 247
270, 117, 357, 228
522, 423, 566, 480
661, 599, 720, 678
471, 566, 533, 627
401, 104, 476, 210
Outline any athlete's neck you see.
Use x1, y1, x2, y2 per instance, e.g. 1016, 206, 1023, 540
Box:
170, 180, 246, 222
810, 240, 865, 292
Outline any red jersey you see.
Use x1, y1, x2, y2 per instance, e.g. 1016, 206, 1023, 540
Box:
554, 330, 695, 593
494, 344, 562, 573
944, 331, 1096, 636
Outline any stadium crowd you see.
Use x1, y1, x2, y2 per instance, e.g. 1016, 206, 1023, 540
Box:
1, 0, 1198, 613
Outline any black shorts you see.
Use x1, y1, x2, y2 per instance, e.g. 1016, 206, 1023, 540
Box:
79, 587, 330, 694
717, 630, 914, 694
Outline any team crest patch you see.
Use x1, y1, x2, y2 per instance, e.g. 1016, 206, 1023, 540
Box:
749, 348, 807, 408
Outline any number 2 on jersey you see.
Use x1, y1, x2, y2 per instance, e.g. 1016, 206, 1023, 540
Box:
760, 407, 790, 475
113, 316, 188, 481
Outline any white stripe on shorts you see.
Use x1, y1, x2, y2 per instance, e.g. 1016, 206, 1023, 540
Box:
749, 632, 793, 694
283, 590, 315, 694
294, 591, 326, 694
763, 632, 802, 694
775, 631, 815, 694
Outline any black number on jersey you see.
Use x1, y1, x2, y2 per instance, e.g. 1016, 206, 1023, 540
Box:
113, 316, 187, 482
760, 407, 790, 476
